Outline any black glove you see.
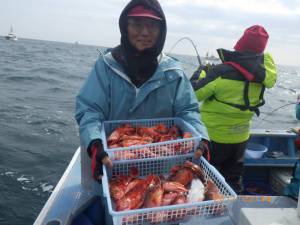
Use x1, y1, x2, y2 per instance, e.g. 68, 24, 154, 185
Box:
194, 139, 211, 161
190, 64, 213, 82
190, 65, 204, 82
190, 65, 208, 90
88, 139, 110, 180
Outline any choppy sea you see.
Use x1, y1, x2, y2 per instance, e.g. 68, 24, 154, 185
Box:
0, 37, 299, 225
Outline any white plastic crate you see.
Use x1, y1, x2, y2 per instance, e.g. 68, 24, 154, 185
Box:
102, 155, 237, 225
101, 118, 202, 161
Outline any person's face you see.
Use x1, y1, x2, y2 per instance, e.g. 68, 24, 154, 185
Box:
127, 17, 161, 52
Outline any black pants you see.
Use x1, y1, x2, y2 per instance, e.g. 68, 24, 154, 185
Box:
209, 140, 247, 194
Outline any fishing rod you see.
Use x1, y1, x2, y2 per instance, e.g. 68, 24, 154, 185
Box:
167, 37, 202, 66
254, 102, 296, 128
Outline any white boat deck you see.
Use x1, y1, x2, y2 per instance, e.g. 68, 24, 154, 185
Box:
182, 196, 298, 225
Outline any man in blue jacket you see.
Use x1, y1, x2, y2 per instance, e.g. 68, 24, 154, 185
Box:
75, 0, 208, 180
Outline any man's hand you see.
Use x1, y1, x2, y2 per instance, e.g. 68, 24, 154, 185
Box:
194, 139, 211, 161
190, 65, 204, 82
190, 65, 209, 90
89, 139, 113, 180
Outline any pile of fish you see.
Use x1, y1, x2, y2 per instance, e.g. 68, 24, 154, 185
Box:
109, 161, 224, 223
107, 123, 194, 160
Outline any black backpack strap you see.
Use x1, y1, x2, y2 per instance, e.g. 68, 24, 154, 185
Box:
250, 86, 266, 116
213, 82, 265, 116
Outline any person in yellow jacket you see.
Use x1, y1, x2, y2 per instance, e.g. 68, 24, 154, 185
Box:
191, 25, 277, 193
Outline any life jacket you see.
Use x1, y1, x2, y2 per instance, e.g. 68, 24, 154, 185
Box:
208, 49, 273, 116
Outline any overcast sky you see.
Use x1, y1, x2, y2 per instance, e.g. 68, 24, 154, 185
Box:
1, 0, 300, 66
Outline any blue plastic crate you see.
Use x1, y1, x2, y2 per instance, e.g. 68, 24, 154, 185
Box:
101, 118, 202, 161
102, 155, 237, 225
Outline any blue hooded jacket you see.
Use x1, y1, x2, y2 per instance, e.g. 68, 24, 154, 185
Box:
296, 96, 300, 120
75, 51, 208, 149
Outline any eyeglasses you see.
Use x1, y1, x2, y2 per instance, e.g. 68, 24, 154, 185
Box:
127, 19, 161, 33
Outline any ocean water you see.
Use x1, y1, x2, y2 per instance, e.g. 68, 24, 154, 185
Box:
0, 37, 299, 225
